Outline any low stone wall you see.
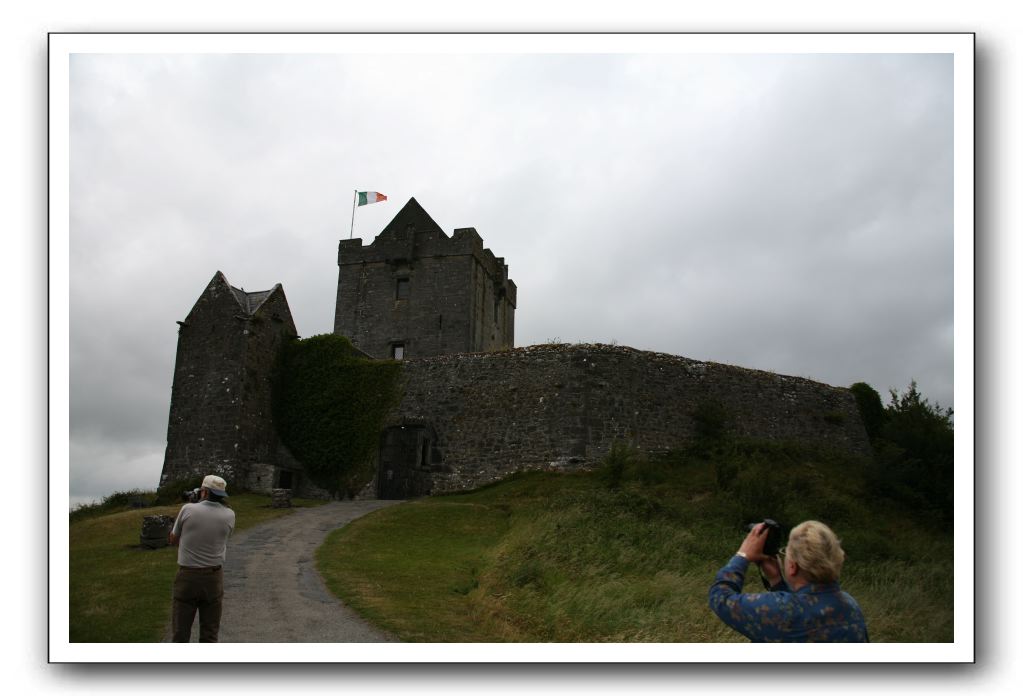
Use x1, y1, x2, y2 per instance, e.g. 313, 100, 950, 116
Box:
392, 343, 871, 493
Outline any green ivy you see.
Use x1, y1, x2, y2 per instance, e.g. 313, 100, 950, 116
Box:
273, 334, 403, 498
849, 382, 886, 441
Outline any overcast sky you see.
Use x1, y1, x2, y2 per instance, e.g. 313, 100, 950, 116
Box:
68, 48, 954, 507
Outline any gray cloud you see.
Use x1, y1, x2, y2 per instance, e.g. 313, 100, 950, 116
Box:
68, 50, 955, 505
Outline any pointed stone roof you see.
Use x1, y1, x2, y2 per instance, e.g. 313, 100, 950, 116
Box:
229, 286, 276, 314
212, 271, 279, 316
378, 197, 446, 238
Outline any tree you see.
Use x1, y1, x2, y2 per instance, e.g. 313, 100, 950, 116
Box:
857, 380, 954, 521
882, 381, 954, 468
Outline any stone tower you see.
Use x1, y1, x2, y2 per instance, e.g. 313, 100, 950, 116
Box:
159, 271, 306, 494
333, 197, 516, 359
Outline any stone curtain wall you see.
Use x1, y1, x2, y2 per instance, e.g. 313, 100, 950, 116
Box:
393, 344, 872, 494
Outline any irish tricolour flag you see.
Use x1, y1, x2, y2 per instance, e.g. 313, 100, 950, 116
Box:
357, 191, 387, 206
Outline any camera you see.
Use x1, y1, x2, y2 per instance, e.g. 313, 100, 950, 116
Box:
745, 518, 783, 556
182, 488, 202, 503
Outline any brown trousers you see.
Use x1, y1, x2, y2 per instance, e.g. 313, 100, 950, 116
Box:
171, 566, 224, 643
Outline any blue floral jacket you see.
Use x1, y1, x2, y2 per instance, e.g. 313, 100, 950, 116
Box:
709, 555, 869, 642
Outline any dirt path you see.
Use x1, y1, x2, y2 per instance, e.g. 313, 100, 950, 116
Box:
166, 500, 403, 643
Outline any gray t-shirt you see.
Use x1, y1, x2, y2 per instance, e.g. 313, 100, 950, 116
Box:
171, 499, 236, 567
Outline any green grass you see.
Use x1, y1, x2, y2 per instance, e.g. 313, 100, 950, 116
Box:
316, 501, 511, 641
316, 443, 954, 642
69, 493, 327, 642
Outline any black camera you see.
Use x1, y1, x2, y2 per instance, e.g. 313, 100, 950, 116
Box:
182, 488, 201, 503
745, 518, 783, 556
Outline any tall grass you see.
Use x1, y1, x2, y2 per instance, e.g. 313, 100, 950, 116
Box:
317, 441, 953, 642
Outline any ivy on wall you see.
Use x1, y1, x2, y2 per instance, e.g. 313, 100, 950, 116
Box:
273, 334, 403, 498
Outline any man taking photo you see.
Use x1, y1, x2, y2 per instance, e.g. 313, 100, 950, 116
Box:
168, 474, 236, 643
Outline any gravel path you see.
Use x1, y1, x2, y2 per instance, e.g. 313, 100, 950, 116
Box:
167, 500, 403, 643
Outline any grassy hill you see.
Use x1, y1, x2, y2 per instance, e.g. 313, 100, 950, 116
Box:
316, 440, 954, 642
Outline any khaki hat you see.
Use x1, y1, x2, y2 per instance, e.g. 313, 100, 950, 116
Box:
202, 474, 229, 497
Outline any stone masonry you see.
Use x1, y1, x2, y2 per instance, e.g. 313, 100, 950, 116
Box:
159, 271, 327, 498
382, 343, 872, 494
334, 197, 516, 359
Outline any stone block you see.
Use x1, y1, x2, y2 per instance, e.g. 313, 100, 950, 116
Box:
271, 488, 292, 508
140, 515, 175, 549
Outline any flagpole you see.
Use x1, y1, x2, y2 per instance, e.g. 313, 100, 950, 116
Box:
349, 190, 358, 240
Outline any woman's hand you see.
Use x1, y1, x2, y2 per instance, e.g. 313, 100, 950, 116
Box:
737, 522, 770, 562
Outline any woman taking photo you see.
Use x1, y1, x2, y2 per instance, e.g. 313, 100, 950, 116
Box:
709, 520, 869, 642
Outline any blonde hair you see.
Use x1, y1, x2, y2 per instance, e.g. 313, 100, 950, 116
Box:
786, 520, 846, 584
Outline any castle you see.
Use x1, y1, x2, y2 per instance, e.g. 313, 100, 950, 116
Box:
160, 198, 871, 499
